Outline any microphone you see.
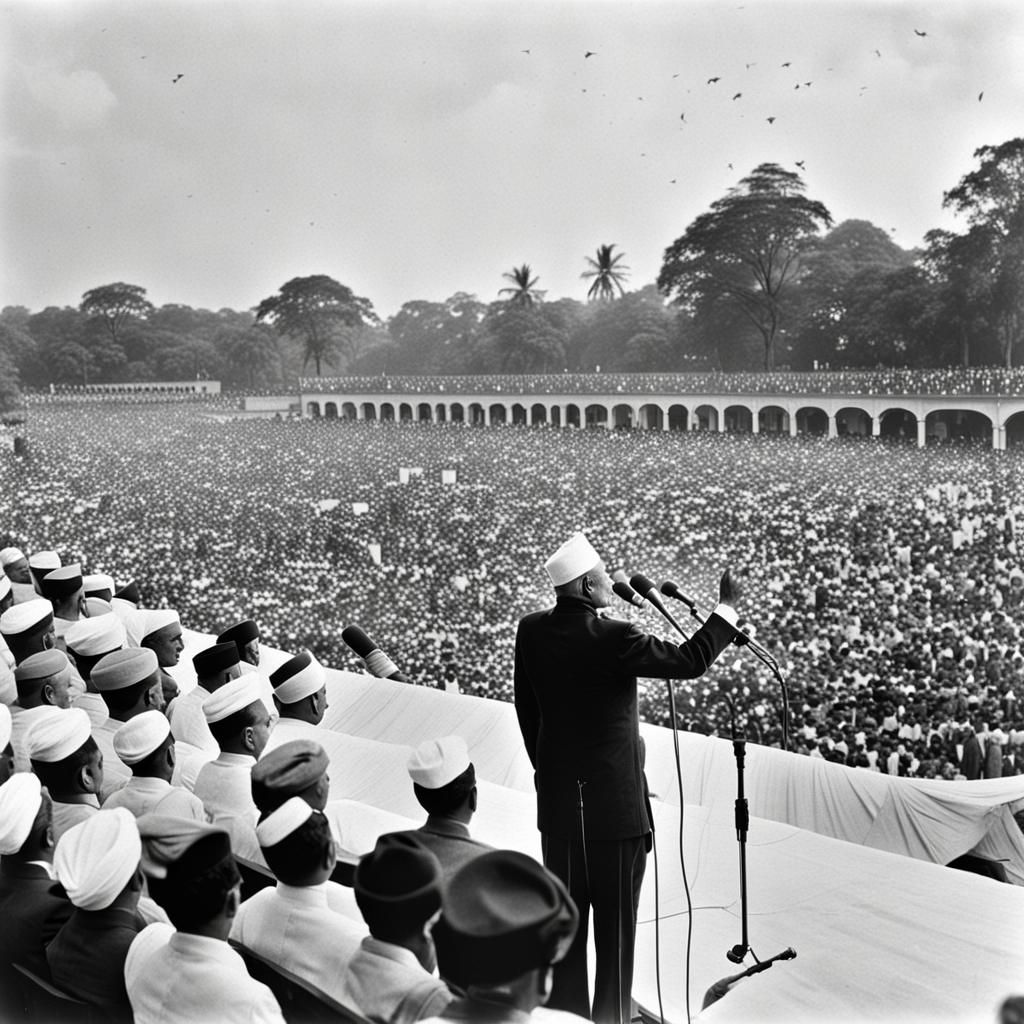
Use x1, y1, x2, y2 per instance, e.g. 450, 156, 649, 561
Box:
660, 580, 697, 613
628, 573, 669, 613
612, 580, 645, 608
341, 624, 410, 682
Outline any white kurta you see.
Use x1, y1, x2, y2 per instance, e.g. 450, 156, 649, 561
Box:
102, 775, 207, 820
125, 923, 284, 1024
168, 685, 218, 755
230, 881, 365, 1000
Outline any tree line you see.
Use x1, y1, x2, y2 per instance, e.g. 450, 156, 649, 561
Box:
0, 136, 1019, 405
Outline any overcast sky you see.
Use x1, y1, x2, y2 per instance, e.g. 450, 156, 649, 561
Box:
2, 0, 1022, 320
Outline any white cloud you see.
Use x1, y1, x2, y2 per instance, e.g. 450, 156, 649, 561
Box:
21, 64, 117, 130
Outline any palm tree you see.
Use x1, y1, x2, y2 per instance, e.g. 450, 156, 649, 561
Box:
582, 244, 630, 300
499, 264, 545, 306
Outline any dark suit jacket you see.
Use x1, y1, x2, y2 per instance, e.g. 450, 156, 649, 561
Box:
46, 904, 145, 1021
0, 859, 73, 1018
514, 596, 736, 841
391, 816, 492, 889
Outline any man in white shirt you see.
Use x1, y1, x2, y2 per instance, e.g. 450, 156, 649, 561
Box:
169, 641, 242, 755
264, 650, 328, 752
338, 833, 452, 1024
126, 816, 284, 1024
231, 796, 364, 999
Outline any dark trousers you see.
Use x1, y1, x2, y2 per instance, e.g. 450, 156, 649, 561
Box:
542, 832, 647, 1024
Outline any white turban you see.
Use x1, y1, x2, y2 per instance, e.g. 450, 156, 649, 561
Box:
54, 807, 141, 910
140, 609, 180, 640
25, 706, 92, 763
65, 613, 127, 657
113, 711, 171, 765
202, 675, 263, 723
272, 652, 325, 704
0, 546, 25, 567
0, 772, 43, 854
544, 532, 601, 586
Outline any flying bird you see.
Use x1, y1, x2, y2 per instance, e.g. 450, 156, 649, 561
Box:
732, 92, 742, 100
584, 50, 596, 58
874, 49, 882, 57
914, 29, 927, 37
680, 112, 686, 121
172, 73, 184, 83
766, 116, 776, 124
781, 61, 791, 67
745, 62, 757, 69
978, 91, 984, 101
707, 76, 720, 84
521, 49, 530, 55
795, 160, 805, 169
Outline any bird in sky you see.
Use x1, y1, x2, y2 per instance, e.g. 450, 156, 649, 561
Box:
680, 112, 686, 121
781, 61, 791, 67
914, 28, 927, 37
766, 116, 776, 124
707, 76, 720, 84
521, 49, 530, 55
584, 50, 596, 58
874, 49, 882, 57
172, 73, 184, 83
795, 160, 805, 169
746, 62, 757, 69
670, 178, 677, 184
978, 91, 985, 101
732, 92, 742, 100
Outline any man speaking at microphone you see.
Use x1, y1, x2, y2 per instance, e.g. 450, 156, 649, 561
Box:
513, 531, 741, 1024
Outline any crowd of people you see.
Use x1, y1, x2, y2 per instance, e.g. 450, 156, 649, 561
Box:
0, 398, 1022, 787
302, 366, 1024, 398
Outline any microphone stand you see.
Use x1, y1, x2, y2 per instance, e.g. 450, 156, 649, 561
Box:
701, 947, 797, 1010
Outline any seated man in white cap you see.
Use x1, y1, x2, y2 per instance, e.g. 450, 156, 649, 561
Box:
0, 773, 73, 1007
265, 649, 329, 751
90, 647, 166, 799
515, 531, 741, 1024
47, 808, 146, 1021
0, 704, 12, 786
1, 546, 38, 603
26, 706, 104, 841
425, 851, 581, 1024
9, 649, 75, 772
104, 710, 207, 820
139, 608, 185, 707
169, 641, 243, 756
126, 816, 285, 1024
0, 597, 59, 667
40, 563, 86, 647
192, 674, 273, 863
231, 797, 365, 999
340, 833, 452, 1024
218, 618, 262, 670
83, 573, 116, 604
389, 735, 492, 888
27, 549, 61, 595
66, 611, 128, 729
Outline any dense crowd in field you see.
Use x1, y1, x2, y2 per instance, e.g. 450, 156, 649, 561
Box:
1, 398, 1022, 781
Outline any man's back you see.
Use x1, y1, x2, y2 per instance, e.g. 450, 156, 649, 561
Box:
125, 922, 284, 1024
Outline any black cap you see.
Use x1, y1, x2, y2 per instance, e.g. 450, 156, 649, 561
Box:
192, 641, 240, 679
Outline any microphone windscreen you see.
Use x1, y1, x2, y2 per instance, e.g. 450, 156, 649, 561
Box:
341, 624, 377, 658
612, 581, 643, 607
611, 569, 629, 585
629, 573, 659, 599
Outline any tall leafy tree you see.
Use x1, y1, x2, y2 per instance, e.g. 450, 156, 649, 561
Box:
657, 163, 832, 370
79, 282, 154, 352
498, 264, 545, 306
255, 275, 379, 376
581, 244, 630, 301
939, 137, 1024, 367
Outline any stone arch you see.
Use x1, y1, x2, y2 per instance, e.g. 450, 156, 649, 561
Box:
434, 403, 447, 423
878, 407, 916, 441
550, 406, 562, 428
1005, 411, 1024, 447
926, 409, 992, 445
836, 407, 872, 437
639, 403, 664, 430
450, 403, 465, 423
725, 405, 753, 433
511, 403, 528, 425
758, 405, 790, 434
693, 404, 717, 431
796, 406, 828, 435
324, 401, 338, 420
611, 403, 634, 429
489, 403, 507, 425
341, 402, 357, 421
585, 404, 609, 428
565, 404, 581, 428
417, 402, 432, 422
531, 403, 548, 425
380, 403, 395, 421
360, 402, 377, 421
306, 401, 321, 418
468, 402, 485, 425
399, 403, 414, 422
